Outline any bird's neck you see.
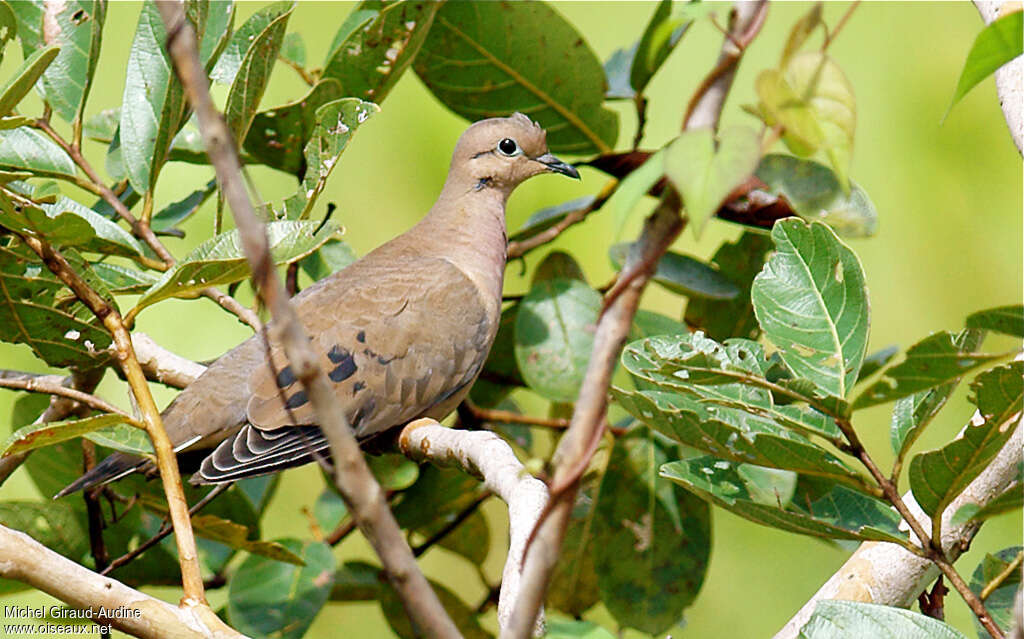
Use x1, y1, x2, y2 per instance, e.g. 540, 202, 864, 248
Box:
417, 184, 509, 306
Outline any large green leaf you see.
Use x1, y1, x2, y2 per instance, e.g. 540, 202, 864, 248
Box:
0, 500, 88, 561
190, 514, 303, 565
119, 1, 188, 193
0, 45, 58, 116
592, 428, 710, 634
9, 0, 105, 123
514, 277, 602, 402
391, 465, 487, 549
752, 218, 869, 399
133, 220, 340, 315
547, 459, 605, 617
755, 154, 878, 238
0, 242, 113, 368
685, 231, 774, 341
414, 1, 618, 155
609, 242, 738, 300
664, 126, 761, 237
909, 361, 1023, 516
0, 127, 75, 177
243, 79, 344, 176
2, 413, 130, 457
223, 2, 294, 145
281, 98, 379, 220
854, 330, 1005, 409
755, 52, 856, 188
890, 330, 984, 460
947, 11, 1023, 117
969, 546, 1022, 637
662, 457, 907, 543
799, 600, 968, 639
228, 539, 335, 639
322, 0, 440, 105
966, 304, 1024, 338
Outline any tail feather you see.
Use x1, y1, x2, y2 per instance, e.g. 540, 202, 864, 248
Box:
54, 452, 146, 498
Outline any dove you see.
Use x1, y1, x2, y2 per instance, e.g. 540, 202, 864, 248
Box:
59, 113, 578, 496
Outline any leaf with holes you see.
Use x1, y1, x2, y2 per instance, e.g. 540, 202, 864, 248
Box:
966, 304, 1024, 338
610, 242, 738, 300
664, 126, 761, 237
909, 361, 1023, 516
415, 1, 618, 155
133, 220, 340, 315
854, 330, 1005, 409
662, 457, 906, 543
228, 539, 334, 639
593, 427, 710, 634
322, 0, 440, 105
515, 278, 602, 402
752, 218, 869, 400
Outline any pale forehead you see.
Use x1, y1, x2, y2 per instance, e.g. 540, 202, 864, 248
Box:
457, 113, 548, 154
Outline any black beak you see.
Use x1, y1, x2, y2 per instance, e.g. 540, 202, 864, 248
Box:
536, 152, 580, 179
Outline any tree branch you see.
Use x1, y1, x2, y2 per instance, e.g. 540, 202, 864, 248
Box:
774, 418, 1023, 638
400, 419, 549, 634
0, 524, 247, 639
0, 370, 131, 419
131, 333, 206, 389
973, 1, 1024, 154
154, 3, 460, 636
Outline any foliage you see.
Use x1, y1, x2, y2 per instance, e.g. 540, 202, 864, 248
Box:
0, 2, 1019, 639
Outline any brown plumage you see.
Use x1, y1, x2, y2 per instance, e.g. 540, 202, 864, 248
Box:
58, 113, 578, 495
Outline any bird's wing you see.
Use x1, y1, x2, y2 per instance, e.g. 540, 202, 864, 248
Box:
196, 255, 495, 482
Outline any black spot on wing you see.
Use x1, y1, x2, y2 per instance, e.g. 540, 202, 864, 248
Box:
356, 330, 366, 343
327, 345, 350, 364
276, 365, 296, 388
328, 352, 357, 382
352, 381, 366, 394
285, 390, 308, 409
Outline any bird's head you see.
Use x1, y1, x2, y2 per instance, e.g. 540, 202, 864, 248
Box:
448, 113, 580, 193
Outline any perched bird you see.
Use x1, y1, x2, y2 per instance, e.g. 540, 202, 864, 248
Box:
59, 113, 578, 496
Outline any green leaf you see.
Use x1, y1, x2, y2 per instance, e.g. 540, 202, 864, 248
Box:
2, 414, 131, 457
947, 11, 1023, 117
197, 0, 235, 72
243, 79, 344, 176
0, 189, 146, 258
629, 0, 695, 95
120, 1, 188, 193
534, 250, 586, 284
366, 453, 419, 491
665, 126, 761, 237
953, 478, 1023, 525
509, 196, 595, 243
392, 464, 485, 537
605, 149, 665, 230
0, 242, 113, 368
190, 514, 304, 565
480, 305, 524, 388
151, 179, 216, 233
0, 1, 15, 63
799, 600, 968, 639
228, 539, 334, 639
854, 330, 1005, 409
685, 231, 774, 341
313, 487, 347, 534
515, 278, 602, 402
9, 1, 105, 123
610, 242, 738, 300
546, 619, 617, 639
84, 423, 154, 456
548, 460, 605, 617
379, 575, 491, 639
211, 2, 290, 86
752, 218, 869, 399
298, 238, 357, 283
0, 116, 31, 130
662, 457, 907, 543
0, 45, 58, 116
857, 345, 899, 383
966, 304, 1024, 338
133, 220, 340, 315
0, 500, 88, 560
223, 2, 294, 144
755, 154, 878, 237
755, 52, 856, 188
781, 3, 823, 65
415, 1, 618, 155
329, 560, 382, 601
614, 388, 858, 483
593, 428, 710, 634
282, 98, 380, 220
909, 361, 1023, 516
279, 32, 305, 68
969, 547, 1022, 636
322, 0, 440, 105
630, 309, 687, 342
435, 509, 489, 565
90, 262, 159, 294
890, 330, 984, 460
603, 44, 636, 100
0, 126, 75, 177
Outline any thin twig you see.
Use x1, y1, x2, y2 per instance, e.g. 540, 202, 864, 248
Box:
506, 178, 619, 259
823, 1, 861, 50
981, 549, 1024, 602
0, 370, 133, 421
464, 401, 570, 429
155, 4, 460, 636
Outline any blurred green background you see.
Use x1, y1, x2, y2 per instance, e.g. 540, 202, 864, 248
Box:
0, 2, 1020, 637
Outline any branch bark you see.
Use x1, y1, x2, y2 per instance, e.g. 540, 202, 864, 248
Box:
131, 333, 206, 389
400, 419, 550, 633
0, 525, 247, 639
973, 1, 1024, 155
154, 2, 460, 636
774, 417, 1023, 638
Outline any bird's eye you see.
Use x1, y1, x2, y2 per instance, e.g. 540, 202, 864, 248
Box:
497, 138, 519, 156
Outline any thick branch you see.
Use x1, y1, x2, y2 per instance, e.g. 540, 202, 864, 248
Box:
154, 3, 460, 636
400, 419, 550, 633
0, 525, 247, 639
131, 333, 206, 389
774, 418, 1023, 638
973, 2, 1024, 154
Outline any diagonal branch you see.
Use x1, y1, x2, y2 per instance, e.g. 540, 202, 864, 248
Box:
0, 369, 129, 418
154, 2, 461, 636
